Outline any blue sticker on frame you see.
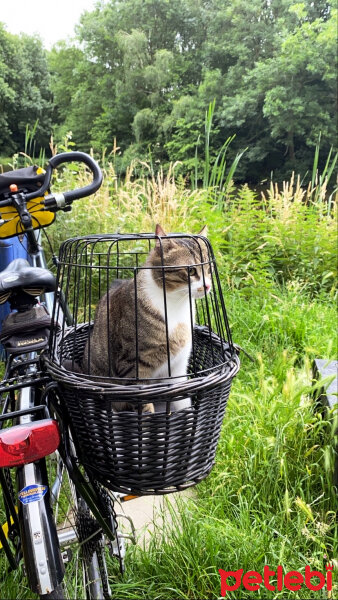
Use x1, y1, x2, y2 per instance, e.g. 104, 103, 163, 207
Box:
18, 484, 48, 505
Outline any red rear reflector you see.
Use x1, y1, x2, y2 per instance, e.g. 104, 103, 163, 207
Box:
0, 419, 60, 467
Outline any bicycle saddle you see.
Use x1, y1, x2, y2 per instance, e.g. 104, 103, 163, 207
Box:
0, 259, 56, 303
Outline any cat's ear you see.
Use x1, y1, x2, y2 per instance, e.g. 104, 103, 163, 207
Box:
155, 224, 167, 238
198, 225, 208, 237
154, 223, 175, 253
155, 224, 167, 250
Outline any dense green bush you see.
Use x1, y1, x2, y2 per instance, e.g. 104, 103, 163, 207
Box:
194, 184, 337, 298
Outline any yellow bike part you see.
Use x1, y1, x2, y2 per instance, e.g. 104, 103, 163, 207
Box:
0, 507, 18, 549
0, 167, 55, 239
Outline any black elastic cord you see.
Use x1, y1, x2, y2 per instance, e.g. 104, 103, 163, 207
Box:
41, 227, 58, 268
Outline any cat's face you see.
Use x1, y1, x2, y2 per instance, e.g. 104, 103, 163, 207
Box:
149, 226, 212, 299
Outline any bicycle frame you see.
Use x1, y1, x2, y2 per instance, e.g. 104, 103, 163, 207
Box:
0, 154, 129, 598
0, 240, 121, 596
0, 228, 65, 594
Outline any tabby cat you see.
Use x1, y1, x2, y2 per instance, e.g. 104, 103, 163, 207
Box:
82, 224, 212, 412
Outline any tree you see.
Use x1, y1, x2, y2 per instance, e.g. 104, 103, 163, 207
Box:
69, 0, 205, 154
258, 7, 337, 168
0, 24, 16, 153
2, 0, 334, 182
0, 25, 53, 156
48, 42, 85, 127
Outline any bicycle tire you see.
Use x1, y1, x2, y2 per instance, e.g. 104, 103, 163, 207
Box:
44, 447, 115, 599
0, 417, 114, 599
38, 382, 116, 599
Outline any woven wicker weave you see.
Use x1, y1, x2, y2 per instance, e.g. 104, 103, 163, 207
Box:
45, 232, 240, 495
45, 323, 239, 495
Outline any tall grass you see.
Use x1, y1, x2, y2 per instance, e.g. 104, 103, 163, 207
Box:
42, 158, 338, 599
1, 141, 337, 598
5, 121, 46, 171
46, 159, 206, 249
112, 367, 336, 599
105, 284, 337, 599
47, 157, 337, 299
310, 132, 338, 205
194, 100, 246, 209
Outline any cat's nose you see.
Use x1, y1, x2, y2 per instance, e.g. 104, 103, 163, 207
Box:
197, 282, 211, 293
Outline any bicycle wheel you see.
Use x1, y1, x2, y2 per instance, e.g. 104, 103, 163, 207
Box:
46, 383, 127, 598
0, 421, 121, 599
45, 446, 122, 600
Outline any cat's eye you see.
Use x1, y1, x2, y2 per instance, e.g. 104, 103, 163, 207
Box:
189, 267, 198, 277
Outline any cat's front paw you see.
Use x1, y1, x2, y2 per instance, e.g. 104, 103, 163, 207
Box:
142, 402, 154, 413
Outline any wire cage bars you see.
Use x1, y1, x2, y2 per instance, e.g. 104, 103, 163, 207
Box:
44, 231, 240, 495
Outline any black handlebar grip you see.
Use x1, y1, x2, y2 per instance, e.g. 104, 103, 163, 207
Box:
25, 163, 53, 201
48, 151, 103, 202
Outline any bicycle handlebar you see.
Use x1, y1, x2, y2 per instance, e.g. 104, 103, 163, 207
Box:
0, 152, 103, 238
44, 151, 103, 205
24, 164, 53, 201
0, 151, 103, 209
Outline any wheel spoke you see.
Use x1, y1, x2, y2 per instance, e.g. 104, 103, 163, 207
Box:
45, 444, 116, 599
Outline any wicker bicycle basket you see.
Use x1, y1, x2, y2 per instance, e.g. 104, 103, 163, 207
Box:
44, 231, 240, 495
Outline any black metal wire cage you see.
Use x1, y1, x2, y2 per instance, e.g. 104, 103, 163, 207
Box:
44, 231, 240, 495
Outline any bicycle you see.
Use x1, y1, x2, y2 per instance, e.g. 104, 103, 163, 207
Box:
0, 152, 133, 599
0, 151, 240, 599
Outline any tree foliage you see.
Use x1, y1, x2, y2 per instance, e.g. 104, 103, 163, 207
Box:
0, 1, 336, 182
0, 24, 52, 155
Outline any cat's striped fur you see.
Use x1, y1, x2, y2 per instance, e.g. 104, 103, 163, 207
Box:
83, 225, 212, 412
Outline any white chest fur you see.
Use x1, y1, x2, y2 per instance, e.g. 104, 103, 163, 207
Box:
142, 269, 195, 378
143, 269, 195, 335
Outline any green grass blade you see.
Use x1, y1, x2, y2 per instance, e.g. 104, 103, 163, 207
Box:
194, 134, 200, 190
311, 132, 321, 192
203, 99, 216, 188
325, 150, 338, 186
